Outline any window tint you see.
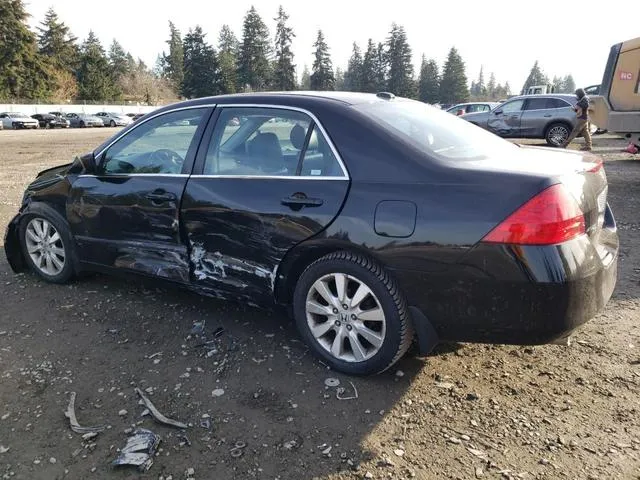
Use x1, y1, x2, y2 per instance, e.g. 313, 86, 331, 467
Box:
546, 98, 571, 109
524, 98, 549, 110
204, 108, 314, 176
299, 125, 343, 177
501, 100, 524, 113
101, 108, 206, 175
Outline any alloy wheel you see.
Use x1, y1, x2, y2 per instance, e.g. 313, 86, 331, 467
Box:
548, 125, 569, 146
305, 273, 386, 363
25, 218, 66, 277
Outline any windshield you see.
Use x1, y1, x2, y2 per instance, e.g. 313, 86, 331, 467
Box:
355, 99, 518, 161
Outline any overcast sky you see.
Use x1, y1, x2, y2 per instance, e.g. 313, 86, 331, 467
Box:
25, 0, 638, 92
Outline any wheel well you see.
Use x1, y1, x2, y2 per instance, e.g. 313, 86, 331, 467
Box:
274, 243, 378, 305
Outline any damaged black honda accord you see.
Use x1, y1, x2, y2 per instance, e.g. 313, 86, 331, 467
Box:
4, 92, 619, 375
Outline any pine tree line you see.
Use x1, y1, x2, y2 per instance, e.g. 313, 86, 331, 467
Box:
0, 0, 580, 105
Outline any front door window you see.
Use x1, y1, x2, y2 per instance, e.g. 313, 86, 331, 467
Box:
100, 108, 208, 175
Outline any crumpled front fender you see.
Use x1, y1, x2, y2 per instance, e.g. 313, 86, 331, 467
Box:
3, 214, 25, 273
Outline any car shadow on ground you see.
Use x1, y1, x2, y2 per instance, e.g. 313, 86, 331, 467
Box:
0, 249, 441, 479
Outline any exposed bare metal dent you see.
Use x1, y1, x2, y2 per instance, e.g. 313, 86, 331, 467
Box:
64, 392, 108, 434
189, 240, 278, 291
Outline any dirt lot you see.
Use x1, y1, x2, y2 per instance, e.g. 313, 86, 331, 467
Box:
0, 128, 639, 480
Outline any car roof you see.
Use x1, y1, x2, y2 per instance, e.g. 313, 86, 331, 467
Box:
506, 93, 576, 101
164, 91, 395, 109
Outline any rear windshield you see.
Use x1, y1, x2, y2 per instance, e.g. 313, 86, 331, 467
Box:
354, 99, 518, 161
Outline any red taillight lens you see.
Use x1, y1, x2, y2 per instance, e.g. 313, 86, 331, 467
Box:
482, 184, 585, 245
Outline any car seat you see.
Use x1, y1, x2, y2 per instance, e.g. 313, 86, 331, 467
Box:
247, 132, 286, 174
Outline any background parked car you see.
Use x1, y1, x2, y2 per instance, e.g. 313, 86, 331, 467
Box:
31, 113, 70, 129
461, 94, 592, 146
64, 113, 104, 128
446, 102, 500, 116
0, 112, 39, 129
95, 111, 133, 127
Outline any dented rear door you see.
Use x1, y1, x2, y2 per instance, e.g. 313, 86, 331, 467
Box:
181, 105, 350, 304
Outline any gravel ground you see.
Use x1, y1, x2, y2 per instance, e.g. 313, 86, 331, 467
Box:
0, 128, 639, 480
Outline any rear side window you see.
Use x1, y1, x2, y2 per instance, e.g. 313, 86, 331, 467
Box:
546, 98, 571, 109
299, 125, 343, 177
203, 107, 344, 177
524, 98, 549, 110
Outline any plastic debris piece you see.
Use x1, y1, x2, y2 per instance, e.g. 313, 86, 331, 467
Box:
189, 321, 205, 337
112, 428, 161, 472
229, 441, 246, 458
324, 378, 340, 388
0, 446, 9, 454
134, 388, 188, 429
200, 419, 211, 429
177, 434, 192, 447
64, 392, 108, 434
82, 432, 99, 441
212, 388, 225, 397
336, 381, 358, 400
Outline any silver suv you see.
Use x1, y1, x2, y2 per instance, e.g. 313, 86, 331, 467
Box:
462, 94, 583, 147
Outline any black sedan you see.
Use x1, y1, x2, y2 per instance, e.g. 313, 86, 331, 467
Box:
31, 113, 70, 129
3, 92, 619, 376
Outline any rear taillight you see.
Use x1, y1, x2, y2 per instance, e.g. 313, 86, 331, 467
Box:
482, 184, 585, 245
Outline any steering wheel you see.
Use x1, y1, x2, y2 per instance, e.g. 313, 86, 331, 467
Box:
149, 149, 184, 173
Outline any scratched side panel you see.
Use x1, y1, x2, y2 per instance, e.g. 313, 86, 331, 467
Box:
181, 178, 349, 305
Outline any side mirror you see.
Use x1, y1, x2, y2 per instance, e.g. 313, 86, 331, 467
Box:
493, 109, 503, 115
69, 152, 98, 175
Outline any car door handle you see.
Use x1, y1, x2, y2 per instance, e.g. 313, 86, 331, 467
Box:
145, 190, 176, 202
543, 114, 552, 117
281, 195, 324, 208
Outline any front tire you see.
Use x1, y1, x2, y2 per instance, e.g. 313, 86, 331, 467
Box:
545, 123, 570, 147
293, 251, 413, 376
19, 210, 75, 284
110, 120, 116, 127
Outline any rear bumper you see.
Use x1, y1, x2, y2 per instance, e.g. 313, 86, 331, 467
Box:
397, 233, 618, 345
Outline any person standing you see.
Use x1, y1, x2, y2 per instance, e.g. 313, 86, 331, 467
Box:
562, 88, 592, 151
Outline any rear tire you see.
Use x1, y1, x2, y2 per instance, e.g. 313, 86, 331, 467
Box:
110, 120, 116, 127
545, 122, 570, 147
79, 121, 85, 128
293, 251, 414, 376
19, 209, 75, 284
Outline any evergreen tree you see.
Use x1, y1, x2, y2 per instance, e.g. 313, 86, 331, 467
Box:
218, 25, 238, 94
343, 42, 363, 92
161, 21, 184, 92
438, 47, 469, 104
36, 7, 78, 71
487, 72, 496, 98
361, 39, 377, 93
217, 25, 238, 94
418, 56, 439, 103
237, 6, 272, 91
562, 74, 576, 93
384, 23, 415, 97
551, 75, 563, 93
108, 40, 129, 79
520, 61, 548, 94
272, 6, 296, 91
181, 26, 220, 99
300, 64, 311, 89
0, 0, 51, 99
76, 31, 116, 100
504, 81, 511, 96
374, 42, 387, 91
310, 30, 334, 90
335, 67, 345, 90
472, 66, 486, 97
